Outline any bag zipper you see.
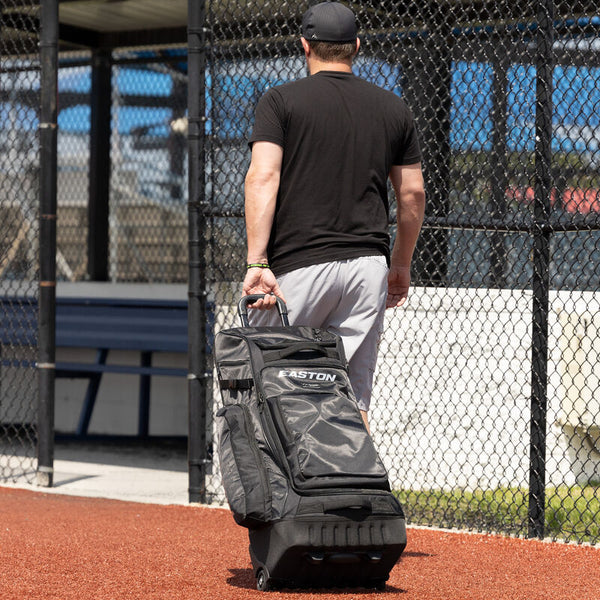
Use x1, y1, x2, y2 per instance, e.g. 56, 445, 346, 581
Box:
239, 403, 272, 516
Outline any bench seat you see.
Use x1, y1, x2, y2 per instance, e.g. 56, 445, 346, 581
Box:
1, 296, 190, 437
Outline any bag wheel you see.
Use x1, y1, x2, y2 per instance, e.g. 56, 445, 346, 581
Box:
256, 568, 272, 592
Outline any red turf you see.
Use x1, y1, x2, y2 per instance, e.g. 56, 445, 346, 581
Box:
1, 487, 598, 600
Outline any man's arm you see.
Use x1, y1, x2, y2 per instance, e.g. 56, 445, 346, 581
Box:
387, 163, 425, 308
243, 141, 285, 309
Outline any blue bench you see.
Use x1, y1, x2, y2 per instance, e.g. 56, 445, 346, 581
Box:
0, 296, 190, 437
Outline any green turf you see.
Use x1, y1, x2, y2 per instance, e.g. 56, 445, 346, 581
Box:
395, 482, 600, 544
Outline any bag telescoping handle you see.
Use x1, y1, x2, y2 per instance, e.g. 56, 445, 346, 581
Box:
238, 294, 290, 327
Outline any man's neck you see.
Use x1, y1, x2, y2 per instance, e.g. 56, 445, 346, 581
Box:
308, 59, 353, 75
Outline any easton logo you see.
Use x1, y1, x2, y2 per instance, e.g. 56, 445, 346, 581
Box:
278, 369, 336, 382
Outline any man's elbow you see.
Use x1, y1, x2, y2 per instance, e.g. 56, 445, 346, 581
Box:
401, 187, 426, 213
245, 166, 280, 192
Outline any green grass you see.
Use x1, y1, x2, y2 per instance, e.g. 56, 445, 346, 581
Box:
395, 483, 600, 544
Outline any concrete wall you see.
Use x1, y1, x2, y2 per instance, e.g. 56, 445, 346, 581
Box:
205, 285, 600, 501
370, 287, 600, 491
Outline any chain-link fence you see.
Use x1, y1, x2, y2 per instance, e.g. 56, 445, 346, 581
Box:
2, 0, 599, 544
202, 1, 600, 545
5, 45, 189, 281
0, 1, 40, 483
1, 4, 191, 482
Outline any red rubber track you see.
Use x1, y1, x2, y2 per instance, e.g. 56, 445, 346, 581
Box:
1, 487, 599, 600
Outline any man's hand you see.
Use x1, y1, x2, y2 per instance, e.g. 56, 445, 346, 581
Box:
386, 265, 411, 308
243, 267, 286, 309
387, 162, 425, 309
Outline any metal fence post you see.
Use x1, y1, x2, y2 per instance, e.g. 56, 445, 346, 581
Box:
37, 0, 59, 487
528, 0, 555, 539
489, 52, 510, 289
406, 13, 452, 286
88, 48, 112, 282
187, 0, 209, 503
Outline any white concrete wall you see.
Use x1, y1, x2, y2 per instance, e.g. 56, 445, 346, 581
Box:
370, 286, 600, 491
206, 285, 600, 501
55, 347, 188, 436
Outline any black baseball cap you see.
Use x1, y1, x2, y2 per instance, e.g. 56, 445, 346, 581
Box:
301, 2, 358, 43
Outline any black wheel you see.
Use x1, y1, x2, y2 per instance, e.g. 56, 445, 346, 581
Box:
256, 568, 271, 592
375, 580, 386, 591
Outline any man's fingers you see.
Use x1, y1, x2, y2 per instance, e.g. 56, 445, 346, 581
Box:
246, 292, 279, 310
386, 293, 408, 309
271, 287, 286, 305
262, 293, 277, 308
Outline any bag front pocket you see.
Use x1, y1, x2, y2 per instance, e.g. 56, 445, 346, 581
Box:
266, 392, 389, 490
217, 403, 272, 528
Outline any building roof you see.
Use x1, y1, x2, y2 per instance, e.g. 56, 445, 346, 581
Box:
3, 1, 599, 55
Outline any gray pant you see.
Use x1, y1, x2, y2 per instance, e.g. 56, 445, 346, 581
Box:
249, 255, 388, 411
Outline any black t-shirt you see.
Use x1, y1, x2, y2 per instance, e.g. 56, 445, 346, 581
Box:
248, 70, 421, 276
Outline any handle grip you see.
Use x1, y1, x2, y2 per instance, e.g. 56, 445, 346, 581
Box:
238, 294, 289, 327
322, 496, 372, 514
262, 342, 338, 363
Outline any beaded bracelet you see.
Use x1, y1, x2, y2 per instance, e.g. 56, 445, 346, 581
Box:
246, 263, 270, 269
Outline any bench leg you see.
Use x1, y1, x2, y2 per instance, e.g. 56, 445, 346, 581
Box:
138, 351, 152, 438
76, 348, 108, 436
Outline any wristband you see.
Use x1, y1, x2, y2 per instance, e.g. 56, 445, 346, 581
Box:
246, 263, 270, 269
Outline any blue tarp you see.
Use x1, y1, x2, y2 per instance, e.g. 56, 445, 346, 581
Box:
2, 57, 599, 158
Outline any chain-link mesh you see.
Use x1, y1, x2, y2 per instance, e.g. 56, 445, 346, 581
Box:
109, 50, 188, 282
0, 1, 40, 483
56, 53, 90, 282
56, 48, 188, 283
203, 1, 600, 544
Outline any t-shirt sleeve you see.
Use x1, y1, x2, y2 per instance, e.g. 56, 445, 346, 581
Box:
392, 105, 422, 165
248, 89, 286, 149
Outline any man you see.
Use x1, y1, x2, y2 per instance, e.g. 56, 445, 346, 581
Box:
243, 1, 425, 431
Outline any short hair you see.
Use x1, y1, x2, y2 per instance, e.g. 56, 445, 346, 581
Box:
308, 40, 358, 62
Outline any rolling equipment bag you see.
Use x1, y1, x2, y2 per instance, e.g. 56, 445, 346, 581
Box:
215, 294, 406, 591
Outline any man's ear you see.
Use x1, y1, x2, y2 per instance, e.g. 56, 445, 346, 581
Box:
301, 36, 311, 56
354, 37, 361, 56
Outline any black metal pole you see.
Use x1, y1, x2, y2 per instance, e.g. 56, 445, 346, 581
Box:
169, 78, 187, 202
88, 48, 112, 281
528, 0, 554, 540
404, 12, 452, 286
37, 0, 59, 487
489, 49, 509, 289
187, 0, 209, 503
